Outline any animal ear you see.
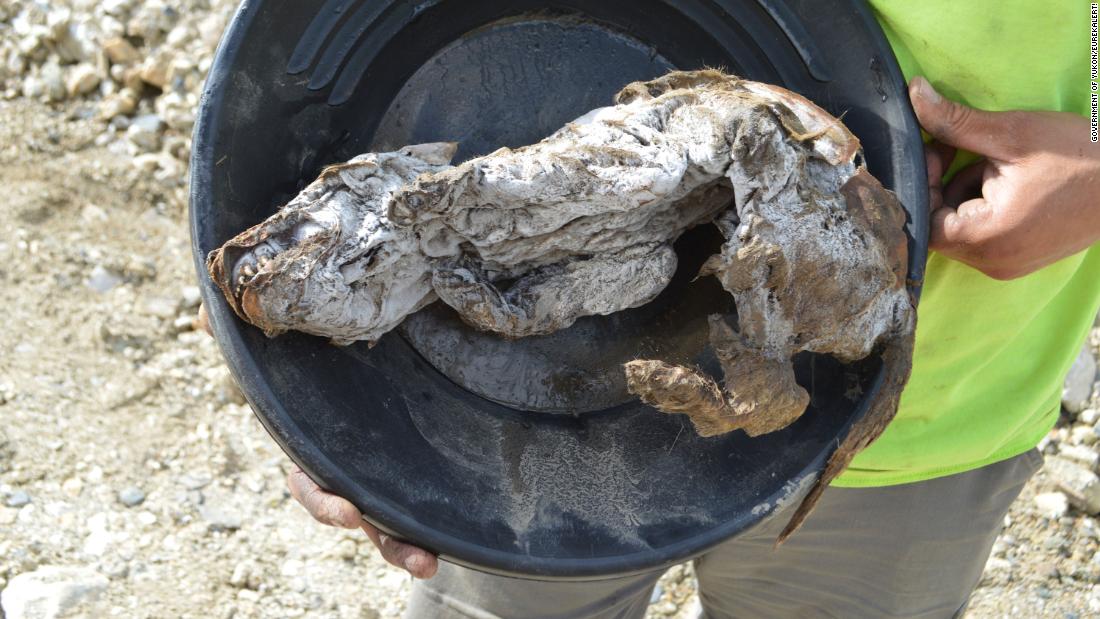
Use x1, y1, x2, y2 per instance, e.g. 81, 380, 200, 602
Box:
402, 142, 459, 165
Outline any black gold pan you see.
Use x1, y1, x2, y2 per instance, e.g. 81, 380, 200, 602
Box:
189, 0, 928, 580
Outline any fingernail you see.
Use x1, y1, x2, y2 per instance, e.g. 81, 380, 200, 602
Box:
913, 76, 941, 104
403, 556, 420, 574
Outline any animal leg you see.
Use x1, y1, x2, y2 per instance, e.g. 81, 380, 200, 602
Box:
433, 243, 677, 338
625, 315, 809, 436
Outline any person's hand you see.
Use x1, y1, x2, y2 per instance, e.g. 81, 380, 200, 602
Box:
195, 303, 439, 579
909, 76, 1100, 280
285, 467, 438, 579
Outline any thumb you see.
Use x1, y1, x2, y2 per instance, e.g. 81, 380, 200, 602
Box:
909, 76, 1020, 160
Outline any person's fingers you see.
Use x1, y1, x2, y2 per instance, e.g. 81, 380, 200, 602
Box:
924, 140, 956, 213
286, 468, 362, 529
285, 467, 438, 578
379, 532, 439, 579
928, 205, 956, 253
925, 140, 957, 184
909, 76, 1022, 161
942, 160, 988, 209
929, 197, 995, 255
196, 303, 212, 337
360, 523, 439, 579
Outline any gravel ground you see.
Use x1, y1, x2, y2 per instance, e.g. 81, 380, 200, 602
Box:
1, 2, 1099, 618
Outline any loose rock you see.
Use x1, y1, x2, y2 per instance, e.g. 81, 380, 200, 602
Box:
1072, 424, 1098, 446
1035, 492, 1070, 519
199, 500, 243, 532
181, 285, 202, 308
39, 62, 65, 102
1059, 444, 1100, 469
117, 486, 145, 507
98, 89, 137, 119
64, 64, 99, 98
0, 566, 108, 619
142, 297, 178, 319
1064, 346, 1098, 414
125, 113, 163, 152
228, 561, 262, 590
1045, 457, 1100, 515
1081, 408, 1099, 425
137, 54, 172, 90
102, 37, 139, 65
85, 265, 123, 293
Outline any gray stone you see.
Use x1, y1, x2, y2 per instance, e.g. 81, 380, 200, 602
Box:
85, 265, 122, 294
21, 75, 44, 99
102, 0, 135, 16
199, 501, 242, 532
1038, 435, 1055, 454
179, 474, 211, 491
1059, 443, 1099, 469
82, 519, 112, 557
47, 9, 92, 64
1078, 517, 1099, 539
1043, 535, 1067, 550
1072, 424, 1098, 446
1064, 346, 1098, 414
137, 54, 172, 89
39, 63, 65, 102
98, 560, 129, 580
1034, 492, 1070, 518
1081, 408, 1100, 425
80, 204, 108, 223
65, 64, 99, 98
0, 566, 107, 619
125, 114, 163, 152
98, 89, 137, 120
6, 490, 31, 508
117, 486, 145, 507
171, 315, 194, 332
984, 556, 1012, 573
102, 37, 139, 65
180, 285, 202, 309
141, 297, 178, 319
228, 561, 261, 589
1045, 456, 1100, 514
334, 538, 358, 561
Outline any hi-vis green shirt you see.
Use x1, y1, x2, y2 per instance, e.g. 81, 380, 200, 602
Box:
835, 0, 1100, 487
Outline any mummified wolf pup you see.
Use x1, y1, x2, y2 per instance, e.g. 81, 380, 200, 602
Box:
207, 69, 916, 543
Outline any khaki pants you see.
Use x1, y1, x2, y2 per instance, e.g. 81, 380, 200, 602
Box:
406, 449, 1042, 619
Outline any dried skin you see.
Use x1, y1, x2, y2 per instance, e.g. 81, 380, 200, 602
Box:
207, 70, 916, 543
617, 74, 915, 543
208, 73, 757, 341
626, 316, 809, 437
432, 243, 677, 338
207, 143, 458, 345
